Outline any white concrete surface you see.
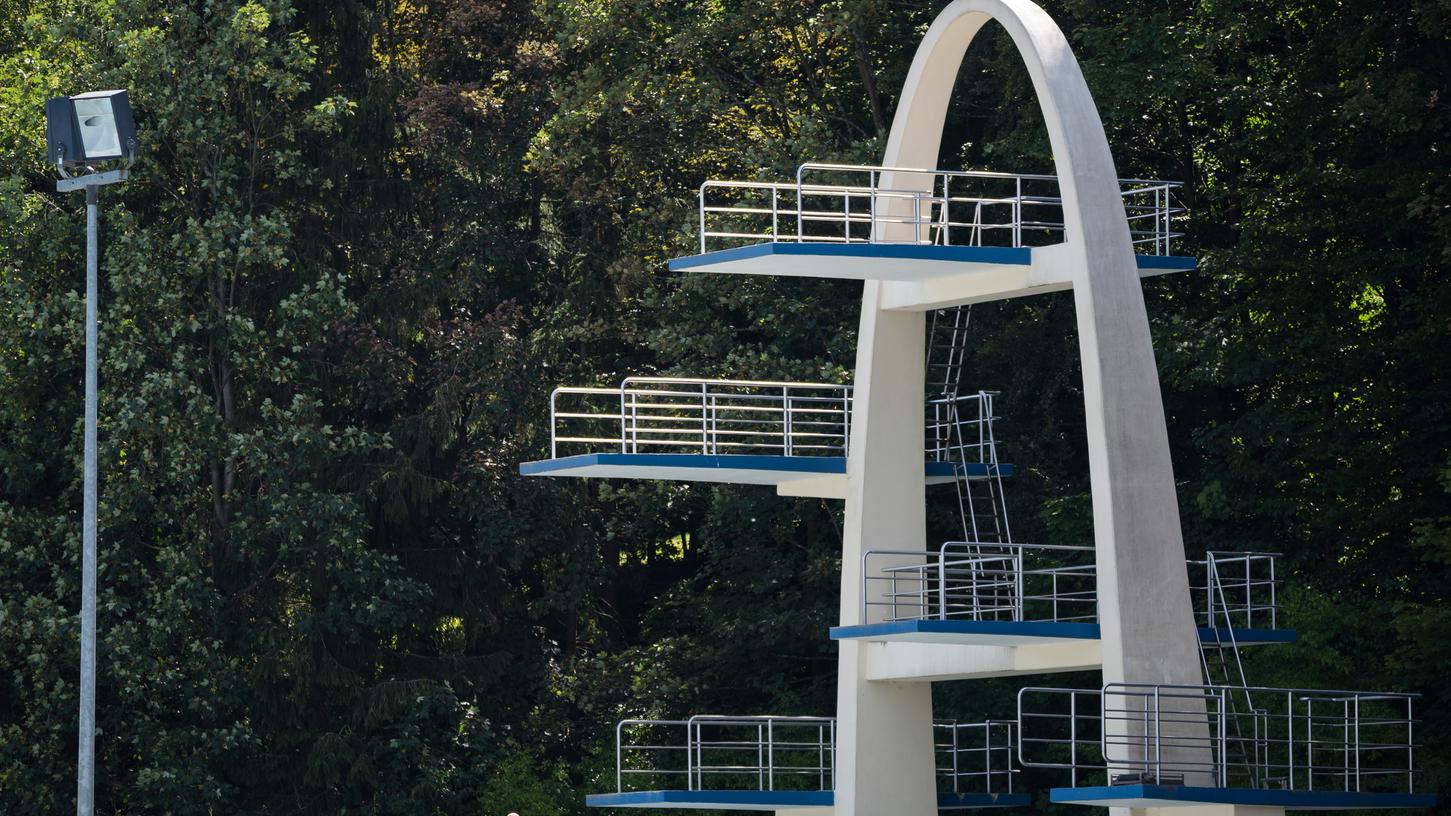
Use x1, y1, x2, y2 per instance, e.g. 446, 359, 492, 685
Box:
833, 2, 1210, 814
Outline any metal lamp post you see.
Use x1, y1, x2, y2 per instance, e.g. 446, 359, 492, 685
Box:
45, 88, 137, 816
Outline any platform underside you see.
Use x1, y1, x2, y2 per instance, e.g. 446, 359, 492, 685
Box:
831, 620, 1296, 647
521, 454, 1011, 498
667, 243, 1196, 310
1049, 784, 1435, 810
585, 790, 1030, 810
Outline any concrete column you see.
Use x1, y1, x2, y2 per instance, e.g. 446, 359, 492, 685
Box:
833, 282, 938, 816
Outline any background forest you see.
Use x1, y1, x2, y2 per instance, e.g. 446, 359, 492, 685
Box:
1, 0, 1449, 813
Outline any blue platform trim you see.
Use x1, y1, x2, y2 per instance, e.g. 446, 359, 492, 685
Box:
830, 619, 1295, 646
668, 242, 1032, 271
1198, 626, 1298, 645
520, 453, 1014, 479
585, 790, 833, 808
937, 791, 1033, 809
1049, 784, 1436, 810
583, 790, 1032, 810
521, 453, 845, 477
830, 619, 1100, 641
668, 242, 1198, 273
1133, 254, 1199, 271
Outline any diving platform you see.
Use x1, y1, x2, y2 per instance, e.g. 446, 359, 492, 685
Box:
1018, 683, 1432, 811
1048, 785, 1435, 810
585, 791, 1031, 811
831, 619, 1294, 648
836, 547, 1293, 660
526, 378, 1011, 497
594, 716, 1027, 812
680, 164, 1196, 308
521, 453, 1008, 496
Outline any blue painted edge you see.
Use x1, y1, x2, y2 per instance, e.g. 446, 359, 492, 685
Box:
1135, 254, 1199, 271
582, 790, 1033, 810
668, 242, 1032, 271
520, 453, 1014, 479
520, 453, 846, 477
667, 242, 1197, 273
1198, 626, 1299, 645
1049, 785, 1436, 809
585, 790, 833, 808
926, 461, 1017, 479
830, 620, 1294, 645
937, 792, 1033, 809
830, 619, 1101, 641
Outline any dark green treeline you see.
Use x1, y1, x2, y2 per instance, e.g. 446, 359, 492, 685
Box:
1, 0, 1448, 812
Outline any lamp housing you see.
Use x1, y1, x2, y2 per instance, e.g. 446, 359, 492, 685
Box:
46, 90, 137, 169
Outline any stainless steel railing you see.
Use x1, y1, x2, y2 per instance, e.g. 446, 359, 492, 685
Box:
859, 546, 1280, 630
936, 720, 1019, 795
698, 163, 1185, 256
611, 715, 1017, 795
1189, 551, 1280, 631
1016, 683, 1420, 794
549, 377, 998, 465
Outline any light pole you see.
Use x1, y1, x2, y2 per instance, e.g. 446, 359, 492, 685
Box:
46, 89, 137, 816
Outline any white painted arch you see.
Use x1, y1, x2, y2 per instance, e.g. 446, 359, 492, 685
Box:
835, 3, 1208, 815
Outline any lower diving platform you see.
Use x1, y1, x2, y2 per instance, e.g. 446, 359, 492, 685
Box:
1049, 785, 1435, 810
527, 378, 1010, 498
586, 790, 1030, 811
594, 716, 1027, 812
1018, 682, 1433, 812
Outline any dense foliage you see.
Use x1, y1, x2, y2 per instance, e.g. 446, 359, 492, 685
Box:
0, 0, 1447, 813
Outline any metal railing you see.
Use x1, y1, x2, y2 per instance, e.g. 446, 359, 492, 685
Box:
549, 377, 999, 466
859, 546, 1279, 630
936, 720, 1019, 795
611, 715, 1017, 795
1017, 684, 1420, 794
1189, 551, 1279, 631
698, 163, 1185, 256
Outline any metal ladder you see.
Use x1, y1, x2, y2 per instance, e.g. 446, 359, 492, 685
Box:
1196, 554, 1265, 788
926, 306, 1012, 547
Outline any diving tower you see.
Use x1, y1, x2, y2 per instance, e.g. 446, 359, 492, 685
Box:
549, 0, 1434, 814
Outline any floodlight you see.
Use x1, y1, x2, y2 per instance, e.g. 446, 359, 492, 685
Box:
46, 89, 137, 168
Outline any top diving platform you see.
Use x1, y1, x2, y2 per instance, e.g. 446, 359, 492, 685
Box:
672, 163, 1196, 310
522, 378, 1011, 499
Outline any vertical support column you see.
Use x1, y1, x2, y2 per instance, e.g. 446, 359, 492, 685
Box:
834, 282, 937, 816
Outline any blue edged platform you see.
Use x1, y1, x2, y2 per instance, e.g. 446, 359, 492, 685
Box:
521, 453, 1012, 484
586, 790, 1031, 810
829, 619, 1296, 648
1050, 784, 1435, 810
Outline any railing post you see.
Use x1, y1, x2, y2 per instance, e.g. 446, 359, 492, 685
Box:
767, 719, 775, 791
783, 387, 793, 457
550, 391, 559, 459
938, 547, 949, 620
1013, 176, 1022, 247
699, 184, 707, 254
771, 186, 779, 241
1353, 697, 1361, 792
622, 388, 632, 453
951, 724, 961, 793
1219, 689, 1229, 787
1070, 691, 1078, 787
616, 721, 624, 791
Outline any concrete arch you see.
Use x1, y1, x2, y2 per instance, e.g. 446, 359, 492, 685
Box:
836, 3, 1206, 814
